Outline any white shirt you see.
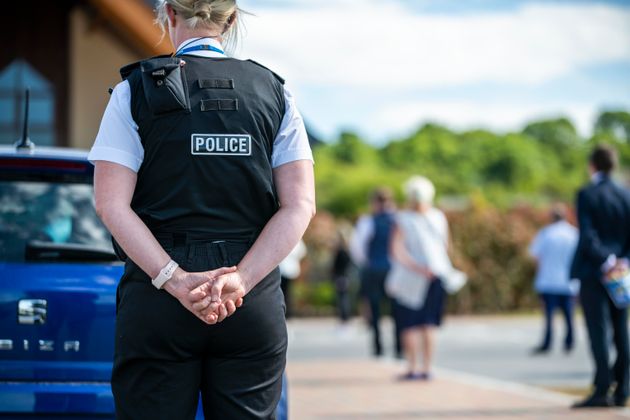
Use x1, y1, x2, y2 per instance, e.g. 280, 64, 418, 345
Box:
384, 208, 450, 310
397, 208, 450, 275
348, 215, 374, 267
529, 220, 579, 295
591, 171, 605, 184
88, 37, 313, 171
279, 240, 307, 279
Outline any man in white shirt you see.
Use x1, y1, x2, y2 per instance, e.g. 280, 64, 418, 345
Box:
529, 204, 578, 354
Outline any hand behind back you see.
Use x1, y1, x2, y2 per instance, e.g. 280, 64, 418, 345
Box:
190, 270, 247, 324
164, 266, 242, 324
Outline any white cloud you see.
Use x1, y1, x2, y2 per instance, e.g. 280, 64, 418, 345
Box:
237, 1, 630, 88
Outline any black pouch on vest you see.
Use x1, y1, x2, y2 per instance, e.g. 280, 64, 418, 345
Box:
140, 57, 190, 115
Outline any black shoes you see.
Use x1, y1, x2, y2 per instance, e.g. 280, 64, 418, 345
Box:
530, 346, 550, 355
571, 394, 613, 409
530, 345, 574, 355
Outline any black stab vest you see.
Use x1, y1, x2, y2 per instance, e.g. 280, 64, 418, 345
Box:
122, 55, 285, 239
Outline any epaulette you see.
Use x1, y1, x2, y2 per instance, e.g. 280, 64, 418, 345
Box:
119, 54, 173, 80
247, 60, 285, 85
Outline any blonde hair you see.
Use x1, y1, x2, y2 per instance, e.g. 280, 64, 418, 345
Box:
404, 176, 435, 205
155, 0, 243, 53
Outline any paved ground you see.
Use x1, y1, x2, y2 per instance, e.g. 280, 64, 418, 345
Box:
285, 315, 629, 419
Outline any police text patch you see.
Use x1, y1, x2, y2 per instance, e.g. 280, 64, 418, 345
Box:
191, 134, 252, 156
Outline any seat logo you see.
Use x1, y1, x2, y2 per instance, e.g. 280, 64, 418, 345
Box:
191, 134, 251, 156
18, 299, 47, 325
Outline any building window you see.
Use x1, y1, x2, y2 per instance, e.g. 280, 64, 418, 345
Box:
0, 59, 55, 146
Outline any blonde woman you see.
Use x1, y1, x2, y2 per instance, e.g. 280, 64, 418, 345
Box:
90, 0, 315, 418
387, 176, 449, 380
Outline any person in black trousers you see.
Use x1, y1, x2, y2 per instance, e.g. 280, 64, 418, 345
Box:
350, 188, 402, 357
571, 145, 630, 408
91, 1, 315, 418
332, 228, 353, 324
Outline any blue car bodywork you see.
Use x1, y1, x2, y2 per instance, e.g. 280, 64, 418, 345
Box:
0, 147, 122, 417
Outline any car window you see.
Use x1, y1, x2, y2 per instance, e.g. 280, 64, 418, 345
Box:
0, 180, 111, 262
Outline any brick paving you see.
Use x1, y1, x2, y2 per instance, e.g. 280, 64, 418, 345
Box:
286, 359, 630, 419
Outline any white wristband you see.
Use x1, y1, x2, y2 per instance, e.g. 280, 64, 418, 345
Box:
152, 259, 179, 289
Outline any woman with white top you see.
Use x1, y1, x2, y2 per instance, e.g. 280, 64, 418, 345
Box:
388, 176, 449, 380
89, 0, 315, 418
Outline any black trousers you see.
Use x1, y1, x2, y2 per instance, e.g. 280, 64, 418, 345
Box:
334, 272, 352, 323
360, 267, 402, 357
539, 293, 574, 350
580, 278, 629, 401
112, 240, 287, 420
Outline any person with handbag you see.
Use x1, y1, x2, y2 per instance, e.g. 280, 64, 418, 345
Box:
570, 145, 630, 408
387, 176, 453, 380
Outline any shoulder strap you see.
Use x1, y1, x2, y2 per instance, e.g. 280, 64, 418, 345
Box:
119, 54, 174, 80
247, 59, 285, 85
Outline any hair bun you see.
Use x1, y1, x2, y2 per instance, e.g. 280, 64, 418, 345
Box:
193, 1, 212, 20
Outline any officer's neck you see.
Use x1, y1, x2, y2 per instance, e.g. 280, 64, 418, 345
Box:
170, 29, 223, 51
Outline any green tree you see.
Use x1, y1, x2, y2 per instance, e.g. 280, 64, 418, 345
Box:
595, 111, 630, 143
330, 131, 378, 165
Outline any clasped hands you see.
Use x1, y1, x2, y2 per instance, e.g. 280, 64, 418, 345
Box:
164, 265, 247, 324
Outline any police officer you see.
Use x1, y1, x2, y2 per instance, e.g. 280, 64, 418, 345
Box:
89, 1, 315, 418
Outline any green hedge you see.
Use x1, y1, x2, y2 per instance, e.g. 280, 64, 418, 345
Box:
293, 205, 565, 316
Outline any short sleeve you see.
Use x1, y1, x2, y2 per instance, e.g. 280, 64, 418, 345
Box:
349, 215, 374, 266
271, 86, 314, 168
88, 80, 144, 172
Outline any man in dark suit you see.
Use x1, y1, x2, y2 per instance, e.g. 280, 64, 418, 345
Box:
571, 145, 630, 408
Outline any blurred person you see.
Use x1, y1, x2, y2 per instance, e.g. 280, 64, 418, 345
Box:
89, 0, 315, 418
350, 187, 401, 357
570, 145, 630, 408
331, 226, 354, 325
387, 176, 449, 380
279, 239, 307, 319
528, 204, 579, 355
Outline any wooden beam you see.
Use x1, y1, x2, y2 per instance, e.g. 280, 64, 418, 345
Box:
88, 0, 173, 56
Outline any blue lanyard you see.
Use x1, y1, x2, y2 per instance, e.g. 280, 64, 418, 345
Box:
176, 44, 225, 56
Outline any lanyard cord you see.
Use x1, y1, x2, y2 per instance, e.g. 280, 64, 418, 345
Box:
177, 44, 225, 56
175, 38, 225, 56
174, 37, 204, 55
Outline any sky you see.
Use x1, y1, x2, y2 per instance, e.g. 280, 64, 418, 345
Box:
235, 0, 630, 144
